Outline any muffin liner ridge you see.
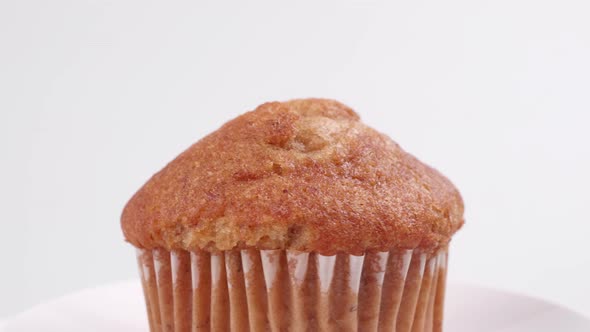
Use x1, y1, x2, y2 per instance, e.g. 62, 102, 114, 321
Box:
137, 247, 448, 332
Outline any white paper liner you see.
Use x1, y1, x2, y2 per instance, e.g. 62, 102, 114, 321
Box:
136, 248, 448, 332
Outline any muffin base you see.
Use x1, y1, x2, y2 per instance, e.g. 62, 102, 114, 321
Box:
136, 247, 448, 332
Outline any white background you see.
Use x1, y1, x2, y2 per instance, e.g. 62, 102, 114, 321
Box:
1, 0, 589, 320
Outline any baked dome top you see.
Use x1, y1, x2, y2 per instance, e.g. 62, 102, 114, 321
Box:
122, 99, 464, 254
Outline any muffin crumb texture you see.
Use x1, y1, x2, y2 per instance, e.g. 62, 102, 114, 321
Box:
122, 99, 464, 254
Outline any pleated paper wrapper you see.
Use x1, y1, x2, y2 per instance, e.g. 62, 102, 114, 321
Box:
136, 247, 448, 332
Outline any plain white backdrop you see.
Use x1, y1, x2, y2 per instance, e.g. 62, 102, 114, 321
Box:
1, 0, 589, 320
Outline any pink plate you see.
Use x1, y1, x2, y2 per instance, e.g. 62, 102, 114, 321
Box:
2, 281, 589, 331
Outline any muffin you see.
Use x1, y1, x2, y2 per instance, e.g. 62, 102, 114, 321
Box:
121, 99, 464, 332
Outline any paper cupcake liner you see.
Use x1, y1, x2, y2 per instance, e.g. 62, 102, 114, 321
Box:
136, 247, 448, 332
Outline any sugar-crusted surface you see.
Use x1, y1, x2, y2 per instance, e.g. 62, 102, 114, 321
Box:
121, 99, 464, 254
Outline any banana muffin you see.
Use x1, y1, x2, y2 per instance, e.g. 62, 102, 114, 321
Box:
122, 98, 464, 332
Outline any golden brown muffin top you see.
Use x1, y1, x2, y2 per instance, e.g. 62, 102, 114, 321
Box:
121, 99, 464, 255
